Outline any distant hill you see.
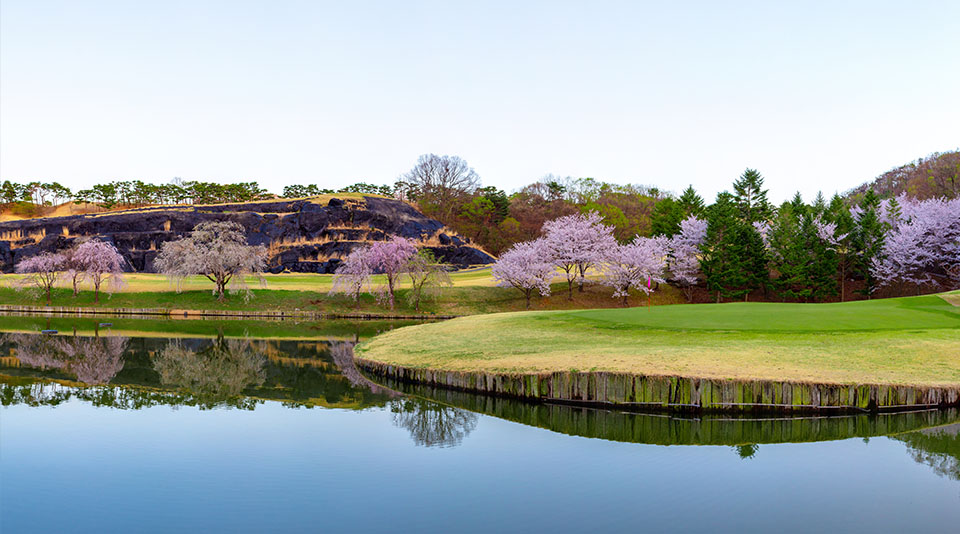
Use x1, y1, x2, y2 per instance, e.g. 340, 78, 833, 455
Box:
846, 150, 960, 200
0, 195, 495, 273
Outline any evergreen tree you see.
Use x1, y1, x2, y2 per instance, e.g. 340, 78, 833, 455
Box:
827, 194, 856, 301
811, 191, 827, 218
677, 185, 705, 217
852, 189, 886, 298
700, 193, 768, 302
650, 197, 684, 237
733, 168, 773, 223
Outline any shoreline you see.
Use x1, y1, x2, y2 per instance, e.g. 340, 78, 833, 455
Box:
355, 358, 960, 414
0, 304, 456, 321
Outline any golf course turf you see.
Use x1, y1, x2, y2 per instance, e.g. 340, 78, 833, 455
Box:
355, 293, 960, 412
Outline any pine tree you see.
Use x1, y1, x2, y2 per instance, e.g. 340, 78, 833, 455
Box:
650, 197, 684, 237
733, 168, 773, 223
677, 185, 705, 217
852, 189, 886, 298
700, 193, 767, 302
827, 194, 856, 301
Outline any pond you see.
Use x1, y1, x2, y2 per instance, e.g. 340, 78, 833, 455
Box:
2, 316, 959, 532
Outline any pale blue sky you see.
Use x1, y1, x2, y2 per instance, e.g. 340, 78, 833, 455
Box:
1, 0, 957, 202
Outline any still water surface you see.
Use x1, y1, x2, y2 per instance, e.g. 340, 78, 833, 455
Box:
1, 317, 959, 533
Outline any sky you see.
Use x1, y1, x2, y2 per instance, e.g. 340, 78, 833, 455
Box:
1, 0, 958, 203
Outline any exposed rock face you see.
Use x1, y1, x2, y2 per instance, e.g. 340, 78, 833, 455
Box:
0, 196, 495, 273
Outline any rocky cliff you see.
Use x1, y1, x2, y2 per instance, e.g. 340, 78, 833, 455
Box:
0, 195, 495, 273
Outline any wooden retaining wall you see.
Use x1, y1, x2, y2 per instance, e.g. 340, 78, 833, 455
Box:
379, 377, 960, 445
356, 358, 960, 414
0, 304, 456, 321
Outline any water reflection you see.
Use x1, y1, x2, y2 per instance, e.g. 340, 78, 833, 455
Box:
3, 333, 128, 385
154, 338, 267, 405
895, 423, 960, 481
390, 398, 479, 448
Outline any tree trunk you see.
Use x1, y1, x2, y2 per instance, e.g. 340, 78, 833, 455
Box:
524, 290, 532, 309
45, 285, 52, 306
567, 278, 574, 301
840, 263, 845, 302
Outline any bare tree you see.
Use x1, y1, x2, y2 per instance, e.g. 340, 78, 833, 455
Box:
399, 154, 480, 221
155, 221, 267, 301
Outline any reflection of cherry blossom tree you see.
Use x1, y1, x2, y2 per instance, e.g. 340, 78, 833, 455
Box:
152, 338, 266, 402
328, 340, 397, 397
6, 333, 128, 385
390, 398, 479, 448
54, 336, 128, 384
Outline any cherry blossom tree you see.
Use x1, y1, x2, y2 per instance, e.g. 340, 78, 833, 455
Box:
871, 195, 960, 293
405, 249, 452, 311
491, 239, 555, 309
330, 246, 374, 306
601, 236, 670, 306
668, 216, 707, 302
72, 240, 127, 303
15, 252, 66, 305
155, 221, 267, 301
367, 237, 418, 308
541, 211, 617, 299
62, 244, 86, 297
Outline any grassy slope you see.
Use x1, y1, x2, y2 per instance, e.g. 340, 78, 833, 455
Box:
0, 270, 685, 316
356, 294, 960, 387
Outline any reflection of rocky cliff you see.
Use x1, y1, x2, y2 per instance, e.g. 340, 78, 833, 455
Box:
0, 196, 494, 272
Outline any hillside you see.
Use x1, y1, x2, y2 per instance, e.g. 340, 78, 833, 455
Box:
846, 150, 960, 200
0, 195, 494, 273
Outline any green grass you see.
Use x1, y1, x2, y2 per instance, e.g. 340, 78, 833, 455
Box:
356, 294, 960, 387
0, 271, 684, 316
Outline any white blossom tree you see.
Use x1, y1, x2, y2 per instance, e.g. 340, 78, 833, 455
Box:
15, 252, 66, 305
155, 220, 267, 301
601, 236, 670, 306
72, 240, 127, 303
541, 211, 617, 299
491, 239, 555, 309
668, 216, 707, 302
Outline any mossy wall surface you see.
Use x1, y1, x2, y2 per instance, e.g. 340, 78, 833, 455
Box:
356, 359, 960, 414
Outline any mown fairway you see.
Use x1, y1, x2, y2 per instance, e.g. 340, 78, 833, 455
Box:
357, 294, 960, 387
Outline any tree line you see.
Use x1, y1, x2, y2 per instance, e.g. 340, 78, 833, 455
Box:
491, 168, 960, 307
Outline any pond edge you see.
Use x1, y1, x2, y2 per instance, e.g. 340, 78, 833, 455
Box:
355, 358, 960, 414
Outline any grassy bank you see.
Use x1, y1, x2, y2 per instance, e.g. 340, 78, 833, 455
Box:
357, 294, 960, 388
0, 271, 685, 316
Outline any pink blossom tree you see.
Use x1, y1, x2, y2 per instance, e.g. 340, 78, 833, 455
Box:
601, 236, 670, 306
16, 252, 66, 305
367, 237, 418, 308
330, 246, 374, 306
871, 196, 960, 293
62, 244, 86, 297
155, 221, 267, 301
73, 240, 127, 303
541, 211, 618, 299
668, 216, 707, 302
491, 239, 555, 309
